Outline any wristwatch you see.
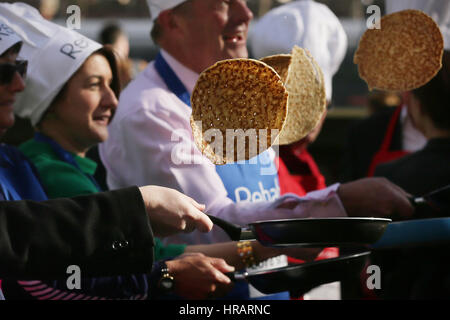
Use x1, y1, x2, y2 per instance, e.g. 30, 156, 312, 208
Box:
157, 262, 174, 293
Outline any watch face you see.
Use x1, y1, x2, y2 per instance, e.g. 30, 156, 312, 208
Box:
160, 276, 174, 292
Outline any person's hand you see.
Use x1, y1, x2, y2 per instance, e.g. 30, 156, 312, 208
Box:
139, 186, 213, 237
337, 178, 414, 218
166, 253, 235, 299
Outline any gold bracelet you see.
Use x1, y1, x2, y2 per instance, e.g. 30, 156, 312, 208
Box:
237, 241, 256, 268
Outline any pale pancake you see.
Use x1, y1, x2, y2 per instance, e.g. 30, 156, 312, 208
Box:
264, 47, 326, 145
260, 54, 292, 83
354, 9, 444, 91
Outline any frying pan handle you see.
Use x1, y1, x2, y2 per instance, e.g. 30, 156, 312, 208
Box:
225, 272, 246, 282
407, 185, 450, 219
409, 196, 446, 219
394, 196, 428, 221
206, 214, 244, 241
239, 229, 256, 241
409, 196, 425, 208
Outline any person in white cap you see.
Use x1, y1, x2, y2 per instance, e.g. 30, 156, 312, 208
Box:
250, 0, 347, 152
0, 4, 244, 300
249, 0, 348, 200
1, 3, 324, 300
249, 0, 349, 301
0, 15, 28, 301
0, 21, 25, 136
100, 0, 414, 300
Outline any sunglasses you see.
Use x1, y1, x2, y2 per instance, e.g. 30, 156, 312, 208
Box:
0, 60, 27, 85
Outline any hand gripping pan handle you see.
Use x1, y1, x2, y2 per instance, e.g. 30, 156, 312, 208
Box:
409, 184, 450, 218
207, 214, 255, 241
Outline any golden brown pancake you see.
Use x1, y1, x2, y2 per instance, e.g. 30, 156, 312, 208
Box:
354, 9, 444, 91
191, 59, 288, 164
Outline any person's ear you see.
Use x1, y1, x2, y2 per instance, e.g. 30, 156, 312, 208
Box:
158, 10, 185, 35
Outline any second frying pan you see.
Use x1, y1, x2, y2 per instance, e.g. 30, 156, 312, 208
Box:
208, 215, 390, 247
228, 251, 371, 295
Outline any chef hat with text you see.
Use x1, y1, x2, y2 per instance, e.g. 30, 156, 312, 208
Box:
146, 0, 188, 22
0, 17, 22, 56
0, 2, 102, 125
385, 0, 450, 50
249, 0, 348, 102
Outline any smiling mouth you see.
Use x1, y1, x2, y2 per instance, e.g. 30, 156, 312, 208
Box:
93, 116, 110, 124
223, 34, 244, 43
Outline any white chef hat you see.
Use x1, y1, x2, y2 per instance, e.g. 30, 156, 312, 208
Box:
249, 0, 348, 102
0, 17, 22, 56
146, 0, 188, 22
0, 2, 102, 126
385, 0, 450, 50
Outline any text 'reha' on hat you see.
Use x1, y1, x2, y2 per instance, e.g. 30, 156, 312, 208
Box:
249, 0, 348, 102
385, 0, 450, 50
0, 17, 22, 56
146, 0, 188, 22
0, 2, 102, 126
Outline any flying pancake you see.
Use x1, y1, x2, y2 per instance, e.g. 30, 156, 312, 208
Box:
191, 59, 288, 165
262, 46, 327, 145
260, 54, 291, 83
354, 9, 444, 92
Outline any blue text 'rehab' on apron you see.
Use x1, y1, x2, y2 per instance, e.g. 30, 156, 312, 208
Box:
155, 52, 289, 300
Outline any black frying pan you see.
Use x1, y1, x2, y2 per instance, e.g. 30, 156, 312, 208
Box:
209, 184, 450, 247
227, 251, 371, 296
208, 215, 390, 247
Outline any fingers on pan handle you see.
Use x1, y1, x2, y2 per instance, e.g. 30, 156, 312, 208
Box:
206, 214, 242, 241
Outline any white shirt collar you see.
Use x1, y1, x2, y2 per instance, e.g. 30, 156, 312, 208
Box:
160, 49, 199, 95
400, 104, 427, 152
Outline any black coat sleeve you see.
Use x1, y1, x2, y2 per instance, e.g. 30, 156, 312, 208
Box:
0, 187, 154, 279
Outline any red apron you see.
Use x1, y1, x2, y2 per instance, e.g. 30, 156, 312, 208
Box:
277, 149, 326, 195
277, 148, 337, 299
367, 105, 410, 177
